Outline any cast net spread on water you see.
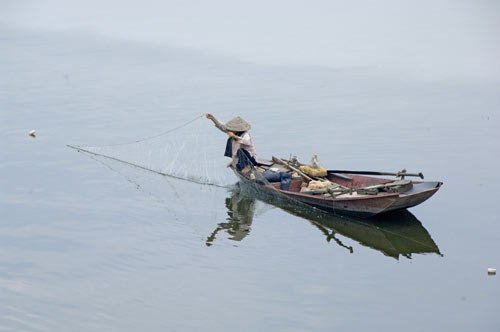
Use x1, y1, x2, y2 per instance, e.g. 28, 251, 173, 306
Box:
69, 114, 237, 188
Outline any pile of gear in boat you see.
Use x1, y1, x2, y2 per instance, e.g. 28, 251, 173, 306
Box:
254, 155, 413, 198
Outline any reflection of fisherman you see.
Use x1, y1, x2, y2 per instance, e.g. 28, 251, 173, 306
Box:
206, 113, 257, 172
206, 191, 255, 246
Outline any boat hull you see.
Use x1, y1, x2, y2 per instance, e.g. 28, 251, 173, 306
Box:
233, 168, 442, 218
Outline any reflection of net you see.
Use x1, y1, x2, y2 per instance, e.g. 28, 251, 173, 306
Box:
89, 152, 225, 211
73, 115, 236, 187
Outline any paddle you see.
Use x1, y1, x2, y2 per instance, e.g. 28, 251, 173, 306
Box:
328, 169, 424, 179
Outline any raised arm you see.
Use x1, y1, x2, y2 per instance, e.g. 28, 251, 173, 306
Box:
206, 113, 228, 133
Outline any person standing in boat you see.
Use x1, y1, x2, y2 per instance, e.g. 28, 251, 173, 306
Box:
206, 113, 257, 171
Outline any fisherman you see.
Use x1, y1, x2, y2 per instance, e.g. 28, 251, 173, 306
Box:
206, 113, 257, 171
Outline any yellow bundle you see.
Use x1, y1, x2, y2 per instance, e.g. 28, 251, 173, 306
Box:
299, 165, 327, 177
304, 180, 331, 190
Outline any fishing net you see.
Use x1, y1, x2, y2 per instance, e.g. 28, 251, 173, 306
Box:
70, 114, 236, 187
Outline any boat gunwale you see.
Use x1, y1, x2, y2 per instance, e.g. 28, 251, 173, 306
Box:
233, 166, 442, 216
259, 173, 442, 202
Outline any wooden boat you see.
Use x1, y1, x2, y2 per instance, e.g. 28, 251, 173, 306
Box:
232, 157, 443, 218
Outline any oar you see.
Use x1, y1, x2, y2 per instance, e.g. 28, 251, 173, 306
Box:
272, 156, 313, 181
328, 169, 424, 179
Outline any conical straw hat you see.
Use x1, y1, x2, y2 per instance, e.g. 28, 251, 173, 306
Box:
225, 116, 251, 132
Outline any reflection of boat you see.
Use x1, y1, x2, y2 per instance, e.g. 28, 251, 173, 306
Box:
232, 158, 443, 218
218, 183, 441, 259
303, 208, 442, 259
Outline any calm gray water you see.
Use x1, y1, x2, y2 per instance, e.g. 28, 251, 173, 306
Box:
1, 5, 500, 331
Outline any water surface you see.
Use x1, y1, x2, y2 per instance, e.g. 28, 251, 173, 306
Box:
1, 22, 499, 332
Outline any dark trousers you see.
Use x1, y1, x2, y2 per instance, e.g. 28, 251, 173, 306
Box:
236, 149, 257, 171
224, 138, 257, 171
262, 169, 292, 191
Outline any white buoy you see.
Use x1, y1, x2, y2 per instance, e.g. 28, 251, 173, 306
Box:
29, 130, 36, 137
488, 268, 496, 275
